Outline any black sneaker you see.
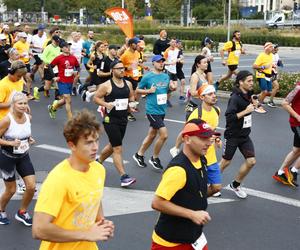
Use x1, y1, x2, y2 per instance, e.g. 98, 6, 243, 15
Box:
133, 153, 147, 168
120, 174, 136, 187
149, 156, 163, 170
81, 90, 87, 102
291, 171, 298, 187
72, 86, 77, 96
127, 113, 136, 122
267, 101, 276, 108
15, 210, 32, 226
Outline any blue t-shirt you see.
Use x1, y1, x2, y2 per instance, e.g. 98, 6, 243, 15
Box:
82, 39, 94, 65
138, 72, 170, 115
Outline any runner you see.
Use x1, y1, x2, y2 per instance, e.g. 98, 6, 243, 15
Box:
1, 24, 14, 47
33, 35, 61, 100
81, 30, 95, 88
153, 29, 170, 55
272, 82, 300, 187
120, 37, 141, 121
33, 110, 114, 248
93, 60, 136, 187
252, 42, 275, 113
47, 41, 80, 120
164, 38, 180, 107
151, 119, 216, 250
215, 30, 245, 90
0, 47, 19, 80
0, 60, 27, 121
201, 37, 214, 85
0, 33, 10, 64
176, 39, 186, 102
169, 84, 222, 196
133, 55, 177, 170
268, 44, 282, 108
219, 70, 257, 199
0, 92, 36, 226
13, 32, 33, 99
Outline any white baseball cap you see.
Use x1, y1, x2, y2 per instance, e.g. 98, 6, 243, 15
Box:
14, 22, 21, 27
18, 32, 27, 38
2, 24, 9, 29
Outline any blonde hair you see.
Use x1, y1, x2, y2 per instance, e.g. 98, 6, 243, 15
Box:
11, 91, 27, 103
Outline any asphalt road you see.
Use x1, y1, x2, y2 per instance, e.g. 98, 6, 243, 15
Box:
0, 54, 299, 250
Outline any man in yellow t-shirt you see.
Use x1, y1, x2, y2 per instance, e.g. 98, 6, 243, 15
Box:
253, 42, 275, 111
170, 84, 222, 195
151, 119, 220, 250
13, 32, 33, 98
216, 30, 245, 89
33, 110, 114, 250
0, 60, 26, 120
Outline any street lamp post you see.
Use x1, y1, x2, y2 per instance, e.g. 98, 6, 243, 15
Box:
227, 0, 231, 41
122, 0, 125, 8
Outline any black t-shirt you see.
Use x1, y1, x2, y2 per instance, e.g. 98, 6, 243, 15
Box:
99, 56, 114, 84
176, 49, 183, 71
0, 60, 11, 79
0, 44, 10, 63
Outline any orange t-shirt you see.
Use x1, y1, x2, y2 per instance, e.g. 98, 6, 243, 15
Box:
120, 48, 140, 80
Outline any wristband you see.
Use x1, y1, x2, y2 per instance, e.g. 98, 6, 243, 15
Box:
261, 66, 265, 70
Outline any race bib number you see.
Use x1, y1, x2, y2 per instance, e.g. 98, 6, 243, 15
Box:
192, 233, 207, 250
13, 140, 29, 154
53, 66, 58, 74
243, 115, 252, 128
64, 68, 74, 77
234, 50, 241, 57
157, 94, 167, 105
132, 69, 139, 77
115, 98, 128, 110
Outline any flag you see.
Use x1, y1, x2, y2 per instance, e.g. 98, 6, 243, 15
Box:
105, 7, 134, 38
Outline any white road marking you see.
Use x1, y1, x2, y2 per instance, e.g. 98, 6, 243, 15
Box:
224, 186, 300, 208
35, 144, 129, 164
164, 118, 226, 131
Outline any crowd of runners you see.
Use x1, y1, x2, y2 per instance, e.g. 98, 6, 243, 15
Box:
0, 22, 299, 250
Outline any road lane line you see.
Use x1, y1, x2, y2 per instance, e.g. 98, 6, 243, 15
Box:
35, 144, 129, 164
164, 118, 225, 131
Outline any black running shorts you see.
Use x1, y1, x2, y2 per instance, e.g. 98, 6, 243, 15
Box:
228, 65, 238, 72
44, 66, 55, 81
147, 114, 165, 129
0, 151, 35, 182
222, 136, 255, 160
103, 123, 127, 147
291, 126, 300, 148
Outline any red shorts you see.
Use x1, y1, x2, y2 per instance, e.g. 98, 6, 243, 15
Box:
151, 242, 208, 250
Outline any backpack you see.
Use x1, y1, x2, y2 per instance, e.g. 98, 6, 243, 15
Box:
230, 40, 242, 52
197, 103, 220, 118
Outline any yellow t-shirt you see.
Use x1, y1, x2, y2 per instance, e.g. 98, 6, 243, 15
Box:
120, 49, 140, 80
152, 160, 203, 247
13, 40, 30, 64
35, 159, 106, 250
188, 106, 220, 165
223, 41, 242, 65
0, 76, 24, 120
254, 52, 274, 78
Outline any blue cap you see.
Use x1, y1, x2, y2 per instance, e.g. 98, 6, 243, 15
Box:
152, 55, 165, 62
128, 37, 140, 45
38, 24, 46, 30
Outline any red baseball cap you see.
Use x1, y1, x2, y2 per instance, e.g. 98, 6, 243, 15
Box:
182, 120, 221, 138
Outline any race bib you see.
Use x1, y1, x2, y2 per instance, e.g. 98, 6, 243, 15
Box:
13, 140, 29, 154
157, 93, 167, 105
133, 69, 139, 77
234, 50, 241, 57
100, 61, 105, 70
52, 66, 59, 74
115, 98, 128, 110
64, 68, 74, 77
192, 233, 207, 250
243, 115, 252, 128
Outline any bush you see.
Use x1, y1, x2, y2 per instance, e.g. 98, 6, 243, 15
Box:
219, 72, 300, 97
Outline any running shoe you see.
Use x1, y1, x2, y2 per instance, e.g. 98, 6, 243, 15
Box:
227, 183, 247, 199
71, 86, 77, 96
212, 191, 221, 197
81, 90, 87, 102
0, 212, 10, 225
267, 101, 276, 108
85, 91, 94, 103
48, 104, 56, 119
272, 171, 293, 186
291, 171, 298, 187
283, 166, 295, 186
77, 84, 84, 95
179, 96, 186, 103
169, 146, 180, 158
120, 174, 136, 187
167, 100, 173, 108
33, 87, 40, 100
254, 106, 267, 114
15, 210, 32, 226
133, 153, 147, 168
149, 156, 163, 170
127, 113, 136, 122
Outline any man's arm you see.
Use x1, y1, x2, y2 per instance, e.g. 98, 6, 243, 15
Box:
32, 212, 114, 242
93, 81, 114, 110
282, 86, 300, 122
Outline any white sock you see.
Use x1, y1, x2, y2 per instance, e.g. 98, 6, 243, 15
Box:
86, 91, 95, 103
291, 166, 299, 173
278, 169, 285, 175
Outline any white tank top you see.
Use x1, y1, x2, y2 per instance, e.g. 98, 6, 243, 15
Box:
3, 113, 31, 140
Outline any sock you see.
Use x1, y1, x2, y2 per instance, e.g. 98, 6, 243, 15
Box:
232, 180, 240, 188
18, 209, 26, 214
278, 169, 285, 175
291, 167, 299, 173
38, 86, 44, 92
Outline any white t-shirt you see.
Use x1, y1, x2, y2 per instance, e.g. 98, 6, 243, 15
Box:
31, 33, 47, 54
164, 47, 179, 74
26, 33, 33, 45
70, 40, 83, 63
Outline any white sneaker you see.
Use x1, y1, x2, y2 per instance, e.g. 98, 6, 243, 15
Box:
227, 184, 247, 199
212, 191, 221, 197
170, 146, 180, 158
85, 91, 95, 103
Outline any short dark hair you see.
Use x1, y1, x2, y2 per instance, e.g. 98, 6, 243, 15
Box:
63, 109, 100, 145
235, 70, 252, 86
